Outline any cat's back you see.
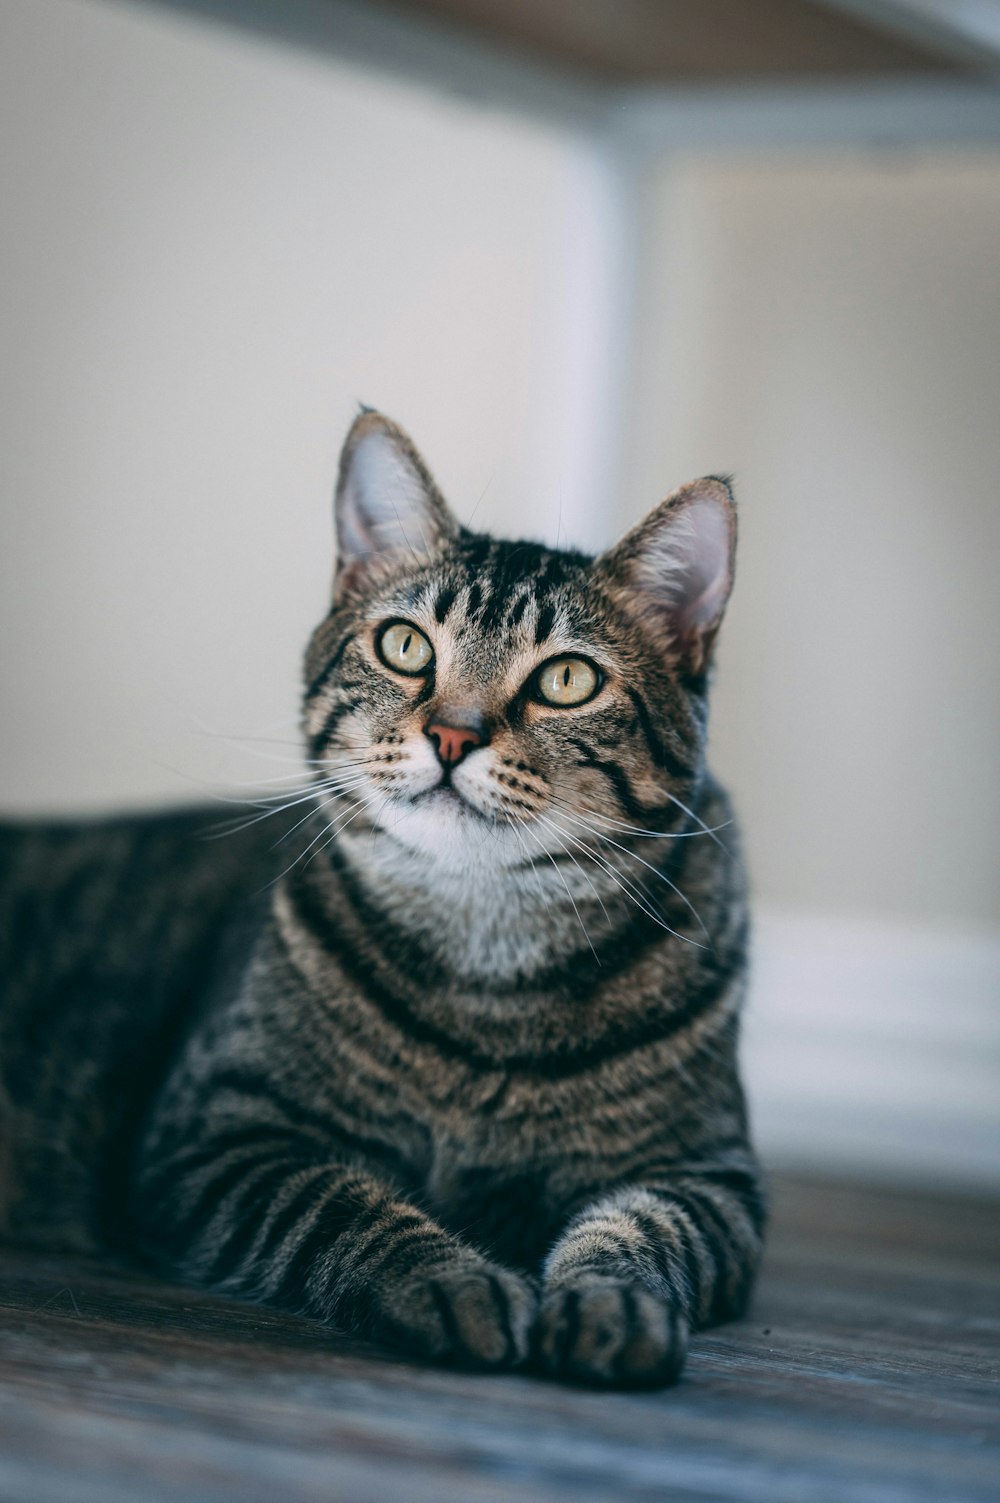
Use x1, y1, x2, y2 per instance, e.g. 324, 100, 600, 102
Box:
0, 803, 284, 1250
0, 805, 276, 1006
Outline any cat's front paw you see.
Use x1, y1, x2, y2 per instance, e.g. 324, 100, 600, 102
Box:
376, 1256, 538, 1370
535, 1275, 688, 1388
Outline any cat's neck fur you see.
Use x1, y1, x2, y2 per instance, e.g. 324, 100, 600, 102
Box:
330, 818, 673, 987
323, 811, 691, 985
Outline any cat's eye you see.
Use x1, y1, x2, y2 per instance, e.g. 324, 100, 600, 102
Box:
376, 621, 434, 676
535, 656, 601, 707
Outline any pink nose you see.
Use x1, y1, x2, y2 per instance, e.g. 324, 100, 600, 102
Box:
425, 721, 485, 768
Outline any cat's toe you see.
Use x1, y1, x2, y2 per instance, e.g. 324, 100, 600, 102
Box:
378, 1259, 537, 1369
535, 1276, 688, 1388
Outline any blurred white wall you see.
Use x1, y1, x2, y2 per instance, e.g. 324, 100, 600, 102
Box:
620, 151, 1000, 933
0, 0, 627, 810
617, 151, 1000, 1182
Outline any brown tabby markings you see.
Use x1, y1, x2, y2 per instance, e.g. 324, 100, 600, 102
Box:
0, 410, 763, 1387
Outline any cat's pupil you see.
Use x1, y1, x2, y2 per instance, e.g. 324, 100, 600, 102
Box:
562, 666, 570, 686
402, 633, 412, 655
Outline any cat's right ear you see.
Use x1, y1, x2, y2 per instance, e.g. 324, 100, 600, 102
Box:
334, 410, 458, 599
595, 475, 737, 677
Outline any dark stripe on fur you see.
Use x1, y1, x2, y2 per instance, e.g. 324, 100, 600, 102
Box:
309, 700, 359, 759
141, 1122, 313, 1201
305, 632, 354, 703
362, 1219, 440, 1281
630, 1206, 702, 1318
271, 1175, 374, 1306
202, 1067, 412, 1173
535, 602, 556, 645
251, 1172, 329, 1267
291, 867, 731, 1076
428, 1279, 468, 1360
507, 594, 529, 629
555, 1289, 581, 1367
697, 1167, 768, 1238
568, 739, 659, 823
204, 1160, 303, 1281
673, 1188, 744, 1322
165, 1148, 288, 1255
623, 686, 695, 782
487, 1274, 516, 1364
434, 586, 456, 623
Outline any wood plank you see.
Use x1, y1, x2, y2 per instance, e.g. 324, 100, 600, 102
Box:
0, 1174, 998, 1503
369, 0, 965, 82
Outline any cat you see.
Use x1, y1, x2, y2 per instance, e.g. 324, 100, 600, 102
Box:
0, 410, 764, 1387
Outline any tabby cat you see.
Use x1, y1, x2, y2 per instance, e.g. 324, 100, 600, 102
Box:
0, 410, 763, 1387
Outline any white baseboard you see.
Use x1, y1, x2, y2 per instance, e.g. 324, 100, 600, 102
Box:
741, 911, 1000, 1189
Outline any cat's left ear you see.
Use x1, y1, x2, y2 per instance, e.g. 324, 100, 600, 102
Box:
595, 477, 736, 676
334, 410, 458, 599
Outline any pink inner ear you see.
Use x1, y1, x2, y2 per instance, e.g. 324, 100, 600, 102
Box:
672, 497, 732, 631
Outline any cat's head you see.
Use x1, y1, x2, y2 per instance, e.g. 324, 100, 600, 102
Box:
302, 411, 735, 871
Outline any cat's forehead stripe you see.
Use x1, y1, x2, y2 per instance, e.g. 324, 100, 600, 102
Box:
457, 532, 590, 586
507, 594, 529, 629
534, 602, 556, 645
430, 531, 595, 643
433, 585, 457, 623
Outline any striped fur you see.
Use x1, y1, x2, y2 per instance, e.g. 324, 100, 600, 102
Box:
0, 411, 764, 1386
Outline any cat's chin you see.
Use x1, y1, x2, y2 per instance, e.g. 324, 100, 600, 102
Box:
415, 785, 470, 810
367, 786, 532, 871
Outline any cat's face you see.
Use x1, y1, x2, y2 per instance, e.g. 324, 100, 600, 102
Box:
302, 413, 735, 871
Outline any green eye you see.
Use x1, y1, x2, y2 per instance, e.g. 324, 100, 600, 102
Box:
377, 621, 434, 676
536, 656, 600, 707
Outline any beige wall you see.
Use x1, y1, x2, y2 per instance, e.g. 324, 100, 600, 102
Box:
620, 153, 1000, 930
0, 0, 625, 811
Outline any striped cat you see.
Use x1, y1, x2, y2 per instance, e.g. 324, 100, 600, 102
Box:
0, 410, 764, 1387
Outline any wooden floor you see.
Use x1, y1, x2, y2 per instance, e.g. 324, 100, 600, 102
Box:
1, 1175, 998, 1503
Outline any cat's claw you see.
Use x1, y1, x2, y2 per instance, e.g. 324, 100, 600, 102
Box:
377, 1258, 538, 1370
535, 1275, 688, 1388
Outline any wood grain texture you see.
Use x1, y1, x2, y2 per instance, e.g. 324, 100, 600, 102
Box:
1, 1174, 998, 1503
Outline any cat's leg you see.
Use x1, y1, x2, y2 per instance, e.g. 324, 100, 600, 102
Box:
535, 1166, 765, 1387
133, 1134, 536, 1369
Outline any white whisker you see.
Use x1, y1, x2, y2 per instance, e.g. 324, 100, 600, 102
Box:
664, 791, 731, 852
546, 803, 710, 941
547, 788, 731, 844
515, 818, 601, 966
524, 817, 613, 930
301, 797, 374, 872
257, 795, 368, 892
203, 772, 372, 839
537, 814, 704, 951
271, 778, 373, 849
